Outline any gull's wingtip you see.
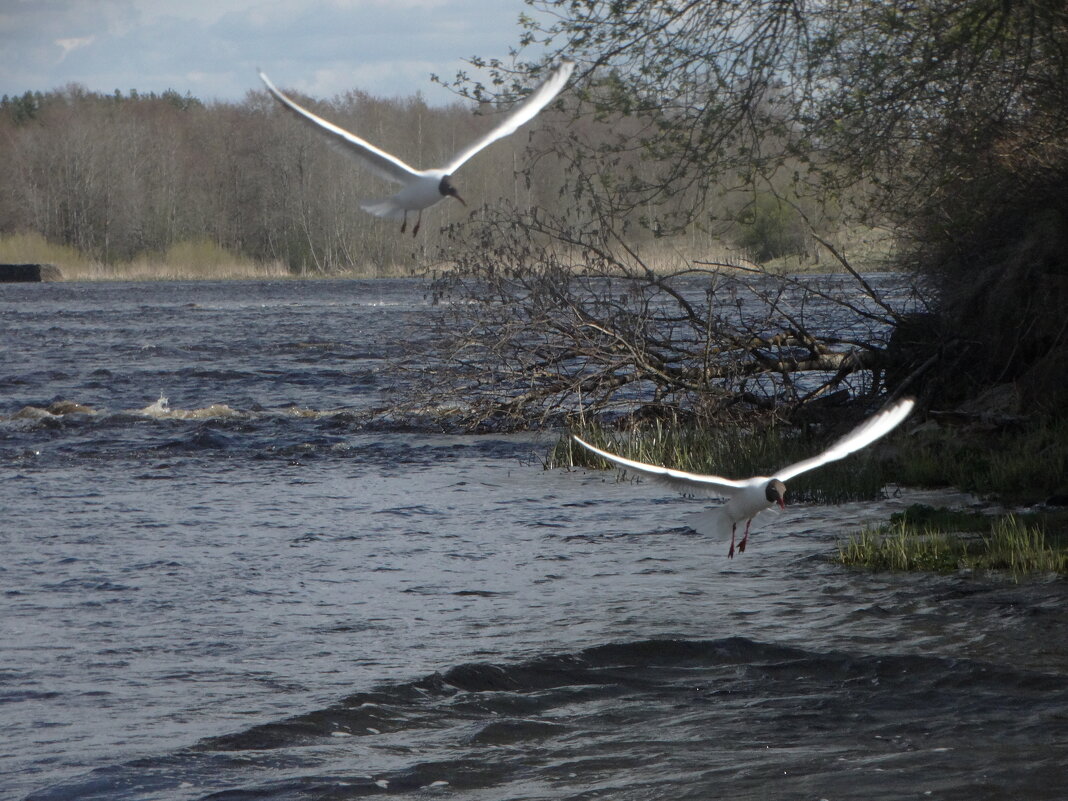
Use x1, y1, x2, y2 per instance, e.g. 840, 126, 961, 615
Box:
532, 58, 575, 89
571, 434, 609, 459
891, 395, 917, 417
552, 58, 576, 83
571, 434, 605, 453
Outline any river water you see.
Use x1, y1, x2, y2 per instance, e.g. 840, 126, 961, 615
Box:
1, 279, 1065, 800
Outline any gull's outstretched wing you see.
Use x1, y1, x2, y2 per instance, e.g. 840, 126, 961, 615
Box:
444, 60, 574, 174
775, 397, 915, 482
259, 70, 419, 184
572, 436, 751, 499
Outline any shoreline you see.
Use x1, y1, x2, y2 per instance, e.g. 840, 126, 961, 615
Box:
0, 228, 901, 282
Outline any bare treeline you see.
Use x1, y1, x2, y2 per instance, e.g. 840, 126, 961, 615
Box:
0, 83, 573, 272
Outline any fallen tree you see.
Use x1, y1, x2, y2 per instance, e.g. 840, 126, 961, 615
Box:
412, 206, 918, 430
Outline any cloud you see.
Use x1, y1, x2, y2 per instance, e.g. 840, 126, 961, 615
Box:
0, 0, 540, 102
55, 36, 94, 63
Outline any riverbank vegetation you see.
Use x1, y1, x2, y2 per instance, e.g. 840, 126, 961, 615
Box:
837, 506, 1068, 579
0, 231, 417, 280
893, 419, 1068, 505
556, 412, 1068, 508
0, 86, 530, 276
835, 422, 1068, 576
0, 232, 285, 280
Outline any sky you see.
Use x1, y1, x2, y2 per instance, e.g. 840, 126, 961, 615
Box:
0, 0, 541, 104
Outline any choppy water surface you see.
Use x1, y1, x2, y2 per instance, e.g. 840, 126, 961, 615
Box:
1, 279, 1065, 800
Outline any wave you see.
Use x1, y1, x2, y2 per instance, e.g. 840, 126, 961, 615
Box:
0, 398, 542, 470
27, 636, 1068, 800
0, 398, 386, 446
0, 395, 479, 434
202, 636, 1067, 752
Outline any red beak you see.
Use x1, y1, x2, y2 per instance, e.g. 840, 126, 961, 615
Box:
778, 498, 786, 510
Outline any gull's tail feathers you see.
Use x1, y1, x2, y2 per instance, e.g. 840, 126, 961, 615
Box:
684, 507, 735, 540
360, 198, 406, 220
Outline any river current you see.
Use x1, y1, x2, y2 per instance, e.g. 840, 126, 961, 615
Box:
1, 279, 1065, 800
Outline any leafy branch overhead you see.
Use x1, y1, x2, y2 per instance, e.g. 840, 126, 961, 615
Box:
451, 0, 1066, 230
419, 0, 1068, 428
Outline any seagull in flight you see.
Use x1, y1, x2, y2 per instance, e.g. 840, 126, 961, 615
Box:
573, 397, 915, 558
259, 61, 575, 236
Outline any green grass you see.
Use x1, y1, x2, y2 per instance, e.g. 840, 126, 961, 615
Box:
893, 418, 1068, 503
551, 416, 901, 504
837, 505, 1068, 578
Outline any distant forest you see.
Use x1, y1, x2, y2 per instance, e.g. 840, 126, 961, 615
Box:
0, 84, 575, 272
0, 80, 830, 275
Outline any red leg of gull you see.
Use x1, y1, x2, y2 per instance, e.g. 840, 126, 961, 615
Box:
727, 523, 737, 559
400, 211, 408, 234
737, 519, 752, 553
412, 210, 422, 237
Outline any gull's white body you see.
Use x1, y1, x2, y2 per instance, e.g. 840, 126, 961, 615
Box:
573, 397, 915, 556
259, 61, 575, 232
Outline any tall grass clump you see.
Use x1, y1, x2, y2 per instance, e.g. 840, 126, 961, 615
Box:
839, 524, 962, 573
0, 232, 296, 280
120, 239, 289, 280
550, 415, 899, 503
838, 507, 1068, 578
981, 515, 1068, 576
0, 231, 101, 278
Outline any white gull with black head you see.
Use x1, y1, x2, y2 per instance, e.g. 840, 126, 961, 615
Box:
573, 397, 915, 558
